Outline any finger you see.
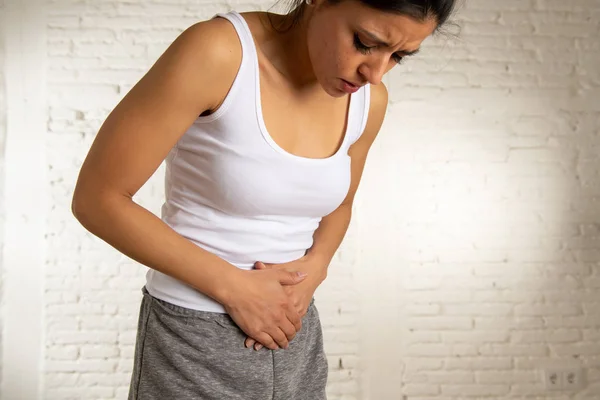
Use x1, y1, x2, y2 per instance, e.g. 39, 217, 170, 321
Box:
286, 308, 303, 332
245, 337, 256, 348
268, 327, 289, 350
254, 261, 267, 270
279, 318, 298, 342
255, 333, 278, 351
254, 343, 263, 351
278, 270, 307, 285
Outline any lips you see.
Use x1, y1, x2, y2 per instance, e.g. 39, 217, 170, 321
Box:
340, 79, 361, 94
342, 79, 360, 89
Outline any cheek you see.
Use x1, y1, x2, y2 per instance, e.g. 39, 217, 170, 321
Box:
322, 40, 343, 70
308, 21, 354, 79
308, 27, 328, 69
322, 33, 353, 73
310, 37, 338, 76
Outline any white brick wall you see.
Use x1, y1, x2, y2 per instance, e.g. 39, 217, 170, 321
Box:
0, 0, 598, 399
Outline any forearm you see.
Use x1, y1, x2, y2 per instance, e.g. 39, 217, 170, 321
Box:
72, 194, 238, 304
305, 203, 353, 278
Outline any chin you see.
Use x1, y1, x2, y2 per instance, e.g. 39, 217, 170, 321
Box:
320, 79, 348, 98
324, 89, 347, 98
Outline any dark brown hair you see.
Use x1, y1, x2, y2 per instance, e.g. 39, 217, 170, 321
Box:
269, 0, 457, 33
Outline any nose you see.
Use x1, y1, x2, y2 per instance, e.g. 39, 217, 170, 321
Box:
358, 56, 388, 85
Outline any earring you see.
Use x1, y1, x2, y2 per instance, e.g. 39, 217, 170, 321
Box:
306, 0, 312, 5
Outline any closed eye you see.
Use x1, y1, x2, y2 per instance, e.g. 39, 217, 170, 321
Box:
354, 34, 406, 65
353, 33, 374, 55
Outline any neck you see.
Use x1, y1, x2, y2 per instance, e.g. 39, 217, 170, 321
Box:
261, 9, 320, 92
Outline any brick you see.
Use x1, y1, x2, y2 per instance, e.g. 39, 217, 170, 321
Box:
511, 329, 582, 343
46, 345, 79, 361
441, 383, 510, 396
46, 360, 118, 373
80, 345, 120, 359
405, 317, 473, 330
444, 357, 513, 370
478, 344, 549, 357
402, 383, 440, 396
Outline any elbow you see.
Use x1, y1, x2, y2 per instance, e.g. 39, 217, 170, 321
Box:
71, 187, 96, 228
71, 184, 123, 230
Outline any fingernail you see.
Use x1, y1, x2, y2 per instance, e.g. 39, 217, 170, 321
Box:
297, 272, 308, 278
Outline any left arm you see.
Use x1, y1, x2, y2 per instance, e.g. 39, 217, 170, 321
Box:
305, 83, 389, 280
247, 84, 389, 350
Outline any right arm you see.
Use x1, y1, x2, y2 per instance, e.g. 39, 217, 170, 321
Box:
72, 19, 303, 350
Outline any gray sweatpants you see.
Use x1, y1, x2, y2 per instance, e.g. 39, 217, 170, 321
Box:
128, 287, 328, 400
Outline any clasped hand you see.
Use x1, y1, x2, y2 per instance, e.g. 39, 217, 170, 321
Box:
222, 255, 325, 351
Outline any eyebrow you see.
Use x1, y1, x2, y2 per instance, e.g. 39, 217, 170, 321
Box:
360, 30, 421, 56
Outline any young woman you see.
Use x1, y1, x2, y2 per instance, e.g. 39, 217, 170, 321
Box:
72, 0, 455, 398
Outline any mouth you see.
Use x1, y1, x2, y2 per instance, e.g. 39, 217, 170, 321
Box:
341, 79, 361, 89
340, 79, 361, 94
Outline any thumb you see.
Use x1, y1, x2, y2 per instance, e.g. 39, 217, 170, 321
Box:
278, 270, 308, 285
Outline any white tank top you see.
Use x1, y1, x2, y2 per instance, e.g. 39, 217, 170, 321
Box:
145, 11, 371, 313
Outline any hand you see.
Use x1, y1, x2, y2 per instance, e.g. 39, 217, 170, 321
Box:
222, 268, 308, 351
245, 256, 327, 351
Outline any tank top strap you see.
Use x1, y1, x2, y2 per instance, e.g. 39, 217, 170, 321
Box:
348, 84, 371, 146
213, 11, 258, 74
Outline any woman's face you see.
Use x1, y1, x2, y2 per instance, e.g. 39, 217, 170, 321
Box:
306, 0, 438, 97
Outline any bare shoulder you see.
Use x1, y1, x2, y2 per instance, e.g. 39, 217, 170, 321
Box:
361, 83, 389, 144
159, 17, 243, 111
180, 16, 241, 62
370, 82, 389, 112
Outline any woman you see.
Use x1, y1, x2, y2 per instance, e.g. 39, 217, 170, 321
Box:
72, 0, 455, 398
